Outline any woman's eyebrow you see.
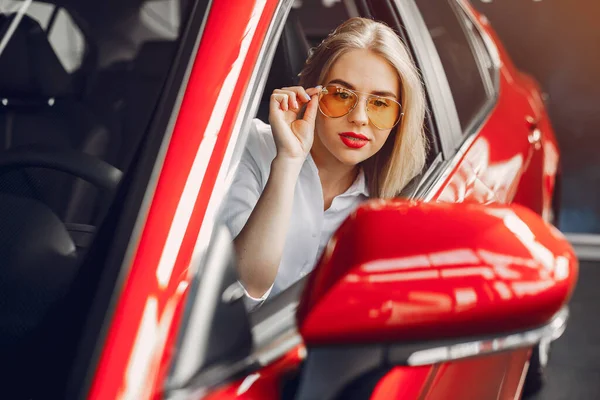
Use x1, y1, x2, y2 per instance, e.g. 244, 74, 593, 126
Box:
327, 78, 398, 99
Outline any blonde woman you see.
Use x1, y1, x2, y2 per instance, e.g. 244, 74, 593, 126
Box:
220, 17, 427, 307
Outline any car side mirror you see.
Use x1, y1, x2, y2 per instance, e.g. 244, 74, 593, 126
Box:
295, 200, 577, 399
167, 226, 253, 390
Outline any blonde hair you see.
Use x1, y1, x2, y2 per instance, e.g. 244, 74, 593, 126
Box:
299, 17, 427, 198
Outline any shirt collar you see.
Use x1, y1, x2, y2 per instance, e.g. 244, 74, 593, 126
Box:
342, 167, 369, 197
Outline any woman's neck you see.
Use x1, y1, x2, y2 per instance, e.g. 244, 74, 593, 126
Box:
310, 141, 359, 209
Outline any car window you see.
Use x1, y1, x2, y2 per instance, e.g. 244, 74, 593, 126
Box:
218, 0, 356, 311
415, 0, 493, 134
217, 0, 445, 317
254, 0, 354, 122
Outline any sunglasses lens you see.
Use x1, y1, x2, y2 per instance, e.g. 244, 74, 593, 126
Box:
366, 97, 402, 130
319, 85, 357, 118
319, 85, 402, 129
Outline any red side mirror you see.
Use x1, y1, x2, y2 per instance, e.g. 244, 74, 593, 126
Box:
297, 200, 578, 347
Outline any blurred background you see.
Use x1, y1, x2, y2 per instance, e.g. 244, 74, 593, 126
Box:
473, 0, 600, 235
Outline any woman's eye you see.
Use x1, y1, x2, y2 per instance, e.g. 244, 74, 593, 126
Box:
336, 91, 350, 100
372, 99, 389, 108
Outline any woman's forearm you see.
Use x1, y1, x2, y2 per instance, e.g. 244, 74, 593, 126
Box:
233, 156, 303, 298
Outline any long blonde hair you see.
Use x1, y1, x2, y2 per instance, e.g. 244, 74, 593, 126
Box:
299, 17, 427, 198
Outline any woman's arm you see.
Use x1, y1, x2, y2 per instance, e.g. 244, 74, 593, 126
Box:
233, 156, 303, 298
234, 86, 320, 298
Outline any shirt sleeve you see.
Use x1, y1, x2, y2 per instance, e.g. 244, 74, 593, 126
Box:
243, 283, 273, 310
218, 119, 277, 308
219, 119, 275, 239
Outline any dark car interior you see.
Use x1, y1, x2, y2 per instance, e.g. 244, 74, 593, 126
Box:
0, 0, 190, 397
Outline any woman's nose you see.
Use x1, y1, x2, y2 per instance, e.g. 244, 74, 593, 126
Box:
347, 98, 369, 126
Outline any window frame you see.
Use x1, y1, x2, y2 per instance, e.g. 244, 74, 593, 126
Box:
452, 0, 500, 140
164, 0, 300, 390
395, 0, 503, 201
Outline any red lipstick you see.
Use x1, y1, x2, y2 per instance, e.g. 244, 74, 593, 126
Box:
339, 132, 369, 149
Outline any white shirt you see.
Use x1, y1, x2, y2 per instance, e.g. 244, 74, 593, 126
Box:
219, 119, 369, 306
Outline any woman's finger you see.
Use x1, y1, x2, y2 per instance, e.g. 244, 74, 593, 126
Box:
273, 89, 296, 109
302, 94, 319, 125
305, 86, 322, 98
276, 89, 300, 110
270, 93, 289, 111
281, 86, 312, 104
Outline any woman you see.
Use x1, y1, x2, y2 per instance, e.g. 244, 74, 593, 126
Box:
220, 17, 427, 307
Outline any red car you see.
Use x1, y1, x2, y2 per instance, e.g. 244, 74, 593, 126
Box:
0, 0, 576, 399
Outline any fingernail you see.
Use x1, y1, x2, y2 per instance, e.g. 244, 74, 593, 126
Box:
304, 93, 311, 101
315, 85, 322, 89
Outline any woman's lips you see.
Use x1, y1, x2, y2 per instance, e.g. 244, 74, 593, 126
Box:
339, 132, 369, 149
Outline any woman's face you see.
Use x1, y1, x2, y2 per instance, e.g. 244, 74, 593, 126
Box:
313, 48, 401, 167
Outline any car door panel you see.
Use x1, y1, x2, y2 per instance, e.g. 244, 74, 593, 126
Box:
200, 345, 305, 400
434, 77, 541, 209
477, 15, 560, 222
431, 6, 546, 217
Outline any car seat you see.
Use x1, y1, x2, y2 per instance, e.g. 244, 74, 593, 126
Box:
0, 13, 117, 227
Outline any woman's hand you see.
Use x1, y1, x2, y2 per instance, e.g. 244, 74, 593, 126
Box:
268, 86, 321, 162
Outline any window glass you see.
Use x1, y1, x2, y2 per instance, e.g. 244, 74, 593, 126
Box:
1, 1, 86, 72
0, 1, 198, 395
416, 0, 489, 132
48, 9, 85, 72
461, 10, 498, 87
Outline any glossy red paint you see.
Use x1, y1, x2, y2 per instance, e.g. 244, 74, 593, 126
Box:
87, 1, 279, 399
370, 348, 530, 400
435, 5, 560, 222
421, 350, 530, 399
496, 348, 533, 399
297, 200, 577, 345
370, 366, 434, 399
202, 345, 305, 400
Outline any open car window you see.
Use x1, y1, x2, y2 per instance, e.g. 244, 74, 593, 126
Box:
215, 0, 443, 321
217, 0, 357, 314
415, 0, 496, 136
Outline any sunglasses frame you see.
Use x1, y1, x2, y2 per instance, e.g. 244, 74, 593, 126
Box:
318, 84, 404, 130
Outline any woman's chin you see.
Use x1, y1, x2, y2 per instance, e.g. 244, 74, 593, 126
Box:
333, 149, 370, 166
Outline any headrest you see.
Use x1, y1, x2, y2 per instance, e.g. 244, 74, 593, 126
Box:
0, 13, 75, 99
